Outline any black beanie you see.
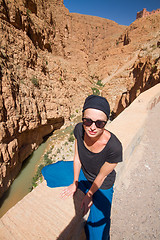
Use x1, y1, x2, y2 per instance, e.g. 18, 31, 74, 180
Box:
82, 95, 110, 119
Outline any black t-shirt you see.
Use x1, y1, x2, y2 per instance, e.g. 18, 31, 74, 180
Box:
74, 122, 123, 189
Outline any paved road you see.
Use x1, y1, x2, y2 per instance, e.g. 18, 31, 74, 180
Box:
111, 101, 160, 239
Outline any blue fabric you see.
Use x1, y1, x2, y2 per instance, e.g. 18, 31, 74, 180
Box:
41, 161, 74, 187
41, 161, 113, 240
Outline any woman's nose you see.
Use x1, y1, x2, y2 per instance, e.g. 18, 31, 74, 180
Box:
90, 122, 96, 130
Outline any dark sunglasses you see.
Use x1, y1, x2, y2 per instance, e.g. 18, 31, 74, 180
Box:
82, 118, 107, 129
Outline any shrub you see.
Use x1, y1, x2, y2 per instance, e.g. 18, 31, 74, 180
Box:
31, 164, 45, 189
116, 40, 119, 46
44, 154, 52, 165
96, 80, 104, 87
68, 131, 75, 142
31, 76, 39, 87
57, 148, 60, 154
91, 87, 100, 96
68, 135, 74, 142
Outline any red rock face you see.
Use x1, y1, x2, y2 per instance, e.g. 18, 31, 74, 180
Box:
0, 0, 160, 197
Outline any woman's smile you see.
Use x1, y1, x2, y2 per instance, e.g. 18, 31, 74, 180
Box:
88, 130, 97, 135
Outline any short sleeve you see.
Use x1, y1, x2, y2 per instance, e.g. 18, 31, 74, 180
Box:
73, 124, 78, 139
73, 122, 82, 139
106, 135, 123, 163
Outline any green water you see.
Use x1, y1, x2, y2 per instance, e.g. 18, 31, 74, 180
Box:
0, 141, 48, 218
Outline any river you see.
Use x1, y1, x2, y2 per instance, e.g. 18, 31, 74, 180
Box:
0, 140, 48, 218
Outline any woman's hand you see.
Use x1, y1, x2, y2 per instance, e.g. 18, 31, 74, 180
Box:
81, 193, 93, 215
61, 182, 77, 199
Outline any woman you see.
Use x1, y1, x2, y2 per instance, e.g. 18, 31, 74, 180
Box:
42, 95, 122, 239
62, 95, 123, 239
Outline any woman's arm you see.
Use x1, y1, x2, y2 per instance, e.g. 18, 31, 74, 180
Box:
87, 162, 117, 196
81, 162, 117, 214
61, 139, 81, 198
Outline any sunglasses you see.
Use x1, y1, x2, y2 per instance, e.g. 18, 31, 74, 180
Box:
82, 118, 107, 129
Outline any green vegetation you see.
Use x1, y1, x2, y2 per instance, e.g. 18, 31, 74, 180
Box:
44, 153, 52, 165
27, 9, 31, 16
68, 131, 75, 142
152, 65, 157, 72
30, 151, 53, 190
70, 114, 76, 119
96, 80, 104, 87
91, 87, 100, 96
90, 79, 103, 96
31, 76, 39, 87
151, 44, 157, 50
116, 40, 119, 46
31, 164, 44, 188
57, 148, 60, 154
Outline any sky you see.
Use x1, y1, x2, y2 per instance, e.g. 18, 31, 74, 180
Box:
63, 0, 160, 26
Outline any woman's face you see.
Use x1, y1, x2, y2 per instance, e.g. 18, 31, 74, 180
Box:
83, 108, 107, 139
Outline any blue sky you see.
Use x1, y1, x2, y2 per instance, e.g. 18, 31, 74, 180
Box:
63, 0, 160, 26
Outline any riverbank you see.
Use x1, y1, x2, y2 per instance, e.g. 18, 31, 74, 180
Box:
0, 114, 81, 218
0, 140, 48, 218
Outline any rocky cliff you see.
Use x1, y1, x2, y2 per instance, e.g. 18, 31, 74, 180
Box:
0, 0, 160, 198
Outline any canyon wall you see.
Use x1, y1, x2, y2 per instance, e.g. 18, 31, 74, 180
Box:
0, 0, 160, 198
